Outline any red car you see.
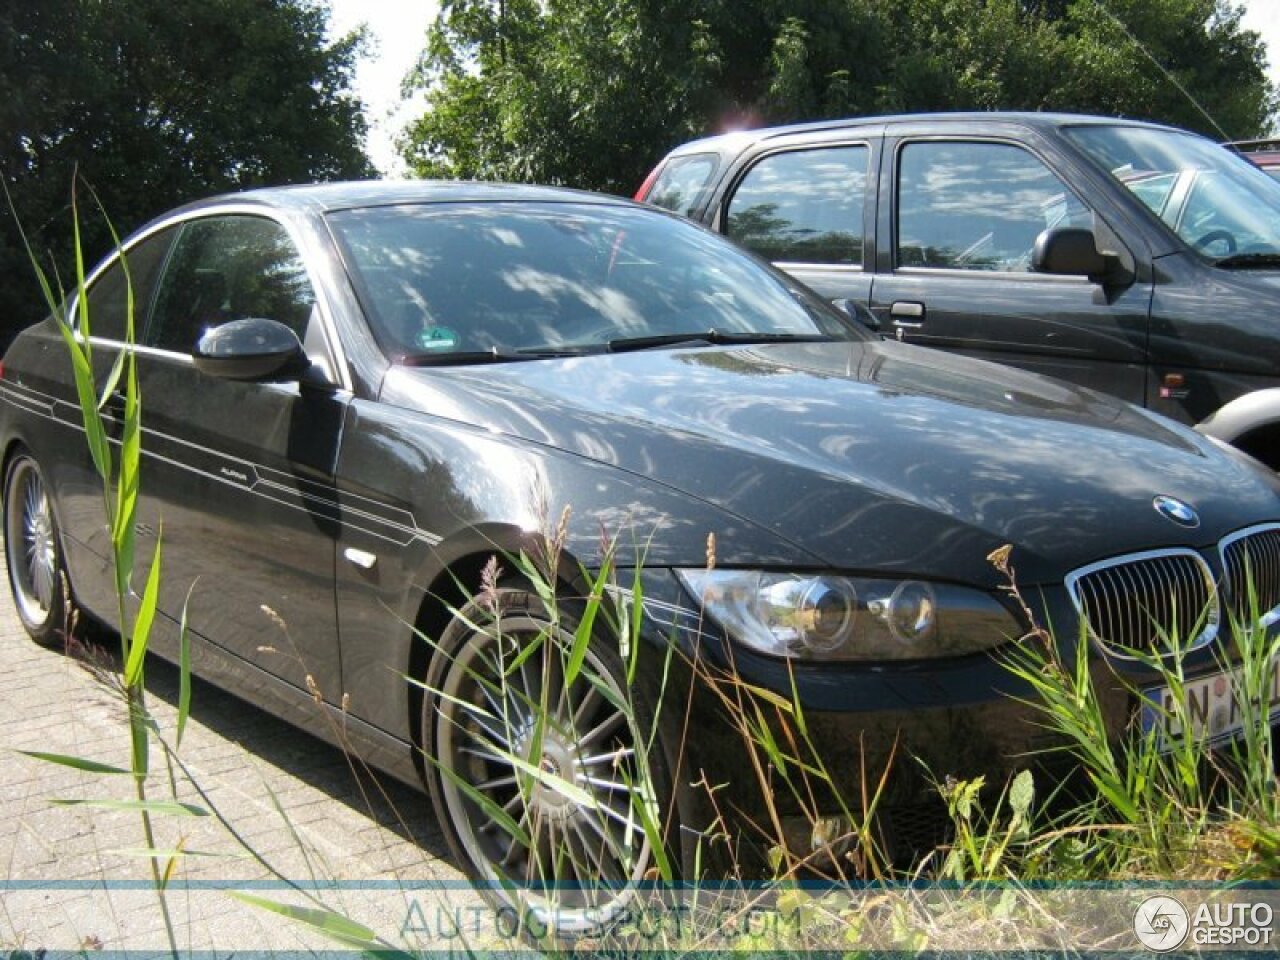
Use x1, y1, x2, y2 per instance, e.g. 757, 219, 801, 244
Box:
1228, 138, 1280, 179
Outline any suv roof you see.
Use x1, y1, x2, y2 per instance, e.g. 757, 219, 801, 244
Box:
666, 111, 1185, 157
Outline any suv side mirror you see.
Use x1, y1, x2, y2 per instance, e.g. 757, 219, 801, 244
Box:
1031, 227, 1126, 285
193, 317, 311, 382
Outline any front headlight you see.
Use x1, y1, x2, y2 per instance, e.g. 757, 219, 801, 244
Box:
675, 569, 1019, 660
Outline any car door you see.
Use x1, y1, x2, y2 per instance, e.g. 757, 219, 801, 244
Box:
136, 212, 348, 703
717, 139, 878, 310
869, 135, 1152, 404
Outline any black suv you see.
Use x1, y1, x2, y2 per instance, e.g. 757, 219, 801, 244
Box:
638, 113, 1280, 467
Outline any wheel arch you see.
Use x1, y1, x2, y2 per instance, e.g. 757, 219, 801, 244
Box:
1196, 388, 1280, 469
404, 522, 598, 775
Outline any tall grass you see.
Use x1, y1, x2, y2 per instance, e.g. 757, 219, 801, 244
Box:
8, 179, 189, 955
409, 535, 1280, 949
6, 184, 410, 956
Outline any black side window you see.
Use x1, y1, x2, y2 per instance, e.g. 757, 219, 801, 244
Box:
897, 141, 1091, 272
725, 146, 868, 265
81, 227, 177, 342
646, 154, 718, 217
147, 216, 315, 353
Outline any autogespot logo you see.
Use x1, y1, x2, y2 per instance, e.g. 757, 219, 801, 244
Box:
1153, 495, 1200, 528
1134, 895, 1190, 952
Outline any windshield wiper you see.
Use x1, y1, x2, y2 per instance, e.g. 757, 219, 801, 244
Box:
1213, 252, 1280, 269
606, 330, 837, 353
399, 347, 582, 367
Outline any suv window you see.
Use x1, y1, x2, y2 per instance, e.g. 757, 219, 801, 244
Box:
80, 227, 177, 342
147, 216, 315, 354
726, 146, 868, 265
897, 141, 1089, 272
646, 154, 718, 217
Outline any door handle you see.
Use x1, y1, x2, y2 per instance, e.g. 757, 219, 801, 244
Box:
889, 301, 926, 328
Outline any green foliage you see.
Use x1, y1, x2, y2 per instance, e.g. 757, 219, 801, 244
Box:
402, 0, 724, 192
403, 0, 1277, 193
1, 0, 372, 345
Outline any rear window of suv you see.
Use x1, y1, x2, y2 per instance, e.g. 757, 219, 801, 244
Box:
645, 154, 718, 218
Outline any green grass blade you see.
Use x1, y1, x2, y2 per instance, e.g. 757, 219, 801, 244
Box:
228, 892, 408, 954
564, 561, 612, 687
424, 753, 530, 846
176, 580, 196, 748
53, 319, 111, 482
18, 751, 129, 774
629, 773, 673, 882
124, 534, 163, 687
2, 180, 67, 325
97, 348, 127, 411
111, 358, 140, 595
71, 183, 90, 339
50, 798, 209, 817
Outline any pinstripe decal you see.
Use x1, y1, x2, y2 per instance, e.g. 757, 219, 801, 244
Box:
0, 380, 443, 549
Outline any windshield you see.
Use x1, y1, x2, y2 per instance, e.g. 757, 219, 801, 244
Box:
326, 201, 859, 361
1064, 125, 1280, 263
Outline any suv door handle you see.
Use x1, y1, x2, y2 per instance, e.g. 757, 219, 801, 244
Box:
890, 301, 926, 328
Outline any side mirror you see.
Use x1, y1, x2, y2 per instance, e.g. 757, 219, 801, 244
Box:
1031, 227, 1123, 285
831, 298, 880, 332
193, 317, 310, 382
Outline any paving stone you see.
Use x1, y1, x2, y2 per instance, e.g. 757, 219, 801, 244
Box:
0, 549, 467, 954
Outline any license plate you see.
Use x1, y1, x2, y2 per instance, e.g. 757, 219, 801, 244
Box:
1140, 657, 1280, 752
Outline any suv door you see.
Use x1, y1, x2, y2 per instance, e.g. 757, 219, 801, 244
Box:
138, 213, 348, 703
719, 140, 877, 306
870, 136, 1152, 404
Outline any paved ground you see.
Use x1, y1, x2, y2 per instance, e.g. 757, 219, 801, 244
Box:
0, 560, 475, 954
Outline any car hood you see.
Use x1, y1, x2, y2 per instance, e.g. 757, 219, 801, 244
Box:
381, 340, 1280, 586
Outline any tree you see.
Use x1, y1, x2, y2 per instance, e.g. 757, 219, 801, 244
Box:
401, 0, 725, 193
1, 0, 372, 344
401, 0, 1277, 193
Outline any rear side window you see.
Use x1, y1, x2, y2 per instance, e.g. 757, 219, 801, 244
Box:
645, 154, 718, 217
147, 216, 316, 354
725, 146, 868, 265
80, 227, 177, 342
897, 141, 1090, 272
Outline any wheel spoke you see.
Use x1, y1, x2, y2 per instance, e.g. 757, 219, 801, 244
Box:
432, 598, 655, 928
571, 684, 603, 735
580, 709, 625, 749
574, 807, 633, 882
581, 774, 635, 795
581, 746, 635, 767
474, 773, 518, 793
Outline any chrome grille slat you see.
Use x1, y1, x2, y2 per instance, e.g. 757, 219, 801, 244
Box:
1221, 524, 1280, 624
1066, 549, 1218, 657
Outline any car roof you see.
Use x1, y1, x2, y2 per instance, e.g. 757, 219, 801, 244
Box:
664, 111, 1189, 156
164, 180, 635, 219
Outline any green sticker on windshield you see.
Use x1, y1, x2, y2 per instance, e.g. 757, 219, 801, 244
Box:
416, 326, 459, 351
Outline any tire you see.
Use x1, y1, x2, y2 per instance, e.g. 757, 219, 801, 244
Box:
422, 585, 684, 940
4, 453, 71, 646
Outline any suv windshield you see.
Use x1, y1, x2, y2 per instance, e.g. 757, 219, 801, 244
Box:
327, 201, 859, 361
1064, 124, 1280, 263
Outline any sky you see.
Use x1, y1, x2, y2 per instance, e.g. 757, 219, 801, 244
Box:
327, 1, 439, 175
330, 0, 1280, 177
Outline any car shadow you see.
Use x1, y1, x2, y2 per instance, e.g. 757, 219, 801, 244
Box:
69, 628, 454, 867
